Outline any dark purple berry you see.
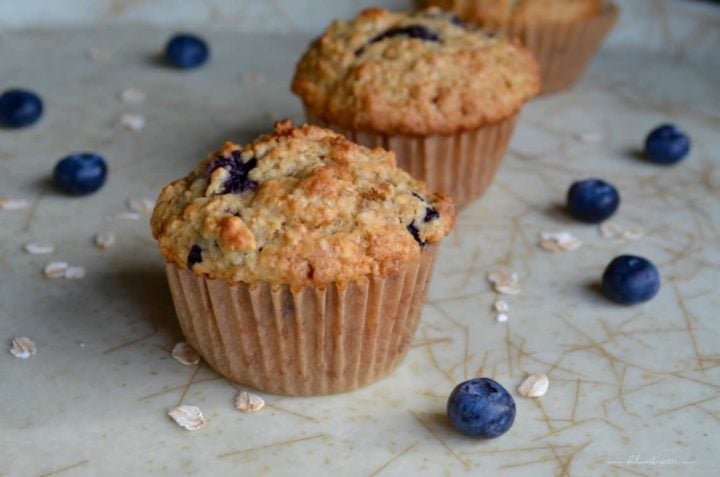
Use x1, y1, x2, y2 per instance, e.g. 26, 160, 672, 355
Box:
0, 89, 43, 128
602, 255, 660, 305
644, 124, 690, 165
165, 33, 209, 69
450, 15, 465, 27
566, 178, 620, 223
357, 25, 441, 55
407, 221, 425, 247
206, 153, 258, 195
53, 152, 107, 196
424, 207, 439, 222
187, 245, 203, 269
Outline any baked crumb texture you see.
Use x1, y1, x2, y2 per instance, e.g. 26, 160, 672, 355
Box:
422, 0, 601, 27
292, 8, 539, 136
151, 121, 455, 289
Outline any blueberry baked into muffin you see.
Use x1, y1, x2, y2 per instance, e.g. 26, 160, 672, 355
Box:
422, 0, 619, 94
292, 8, 539, 208
151, 120, 455, 396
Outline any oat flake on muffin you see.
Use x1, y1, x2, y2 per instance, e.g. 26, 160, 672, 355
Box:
151, 120, 455, 289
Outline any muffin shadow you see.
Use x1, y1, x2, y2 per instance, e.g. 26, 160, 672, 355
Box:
92, 265, 181, 340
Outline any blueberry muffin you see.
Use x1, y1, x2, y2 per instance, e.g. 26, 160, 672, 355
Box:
423, 0, 619, 94
151, 120, 455, 396
292, 8, 539, 208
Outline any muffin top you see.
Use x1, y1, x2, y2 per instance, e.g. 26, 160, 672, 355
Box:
292, 8, 539, 136
423, 0, 602, 27
151, 121, 455, 289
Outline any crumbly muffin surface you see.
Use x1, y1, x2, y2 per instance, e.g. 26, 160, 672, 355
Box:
423, 0, 602, 27
292, 8, 539, 136
151, 121, 455, 288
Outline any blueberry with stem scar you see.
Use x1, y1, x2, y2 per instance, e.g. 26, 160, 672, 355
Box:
447, 378, 516, 438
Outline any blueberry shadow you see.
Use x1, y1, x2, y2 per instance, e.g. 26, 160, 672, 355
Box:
420, 410, 456, 435
145, 51, 169, 68
627, 148, 650, 164
27, 176, 63, 197
544, 202, 575, 224
582, 279, 611, 305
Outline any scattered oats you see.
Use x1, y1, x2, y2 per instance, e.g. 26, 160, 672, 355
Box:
87, 48, 110, 62
241, 72, 265, 86
622, 228, 645, 240
168, 405, 206, 431
106, 211, 141, 221
496, 313, 509, 323
119, 88, 145, 104
126, 197, 155, 214
599, 223, 644, 241
573, 131, 605, 144
493, 300, 509, 313
0, 197, 29, 211
487, 270, 521, 295
518, 373, 550, 398
64, 266, 86, 279
599, 222, 621, 238
172, 341, 200, 366
235, 391, 265, 413
94, 231, 115, 250
44, 261, 69, 279
539, 231, 583, 253
9, 337, 36, 359
120, 113, 145, 131
24, 242, 55, 255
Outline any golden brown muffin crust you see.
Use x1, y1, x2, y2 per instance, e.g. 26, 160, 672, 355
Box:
292, 8, 539, 136
151, 121, 455, 289
423, 0, 602, 27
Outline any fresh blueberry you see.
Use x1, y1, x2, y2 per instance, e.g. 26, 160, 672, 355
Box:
412, 192, 440, 222
165, 33, 209, 69
602, 255, 660, 305
449, 15, 465, 27
407, 221, 425, 247
644, 124, 690, 165
357, 25, 441, 55
207, 151, 258, 194
187, 244, 203, 269
424, 206, 439, 222
447, 378, 516, 439
566, 178, 620, 223
0, 89, 43, 128
53, 152, 107, 196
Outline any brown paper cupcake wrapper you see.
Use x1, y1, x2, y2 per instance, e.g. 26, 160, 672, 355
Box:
165, 245, 439, 396
306, 109, 518, 208
505, 2, 619, 94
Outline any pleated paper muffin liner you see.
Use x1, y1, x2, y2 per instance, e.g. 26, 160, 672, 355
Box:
306, 110, 518, 209
165, 245, 439, 396
503, 2, 619, 95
